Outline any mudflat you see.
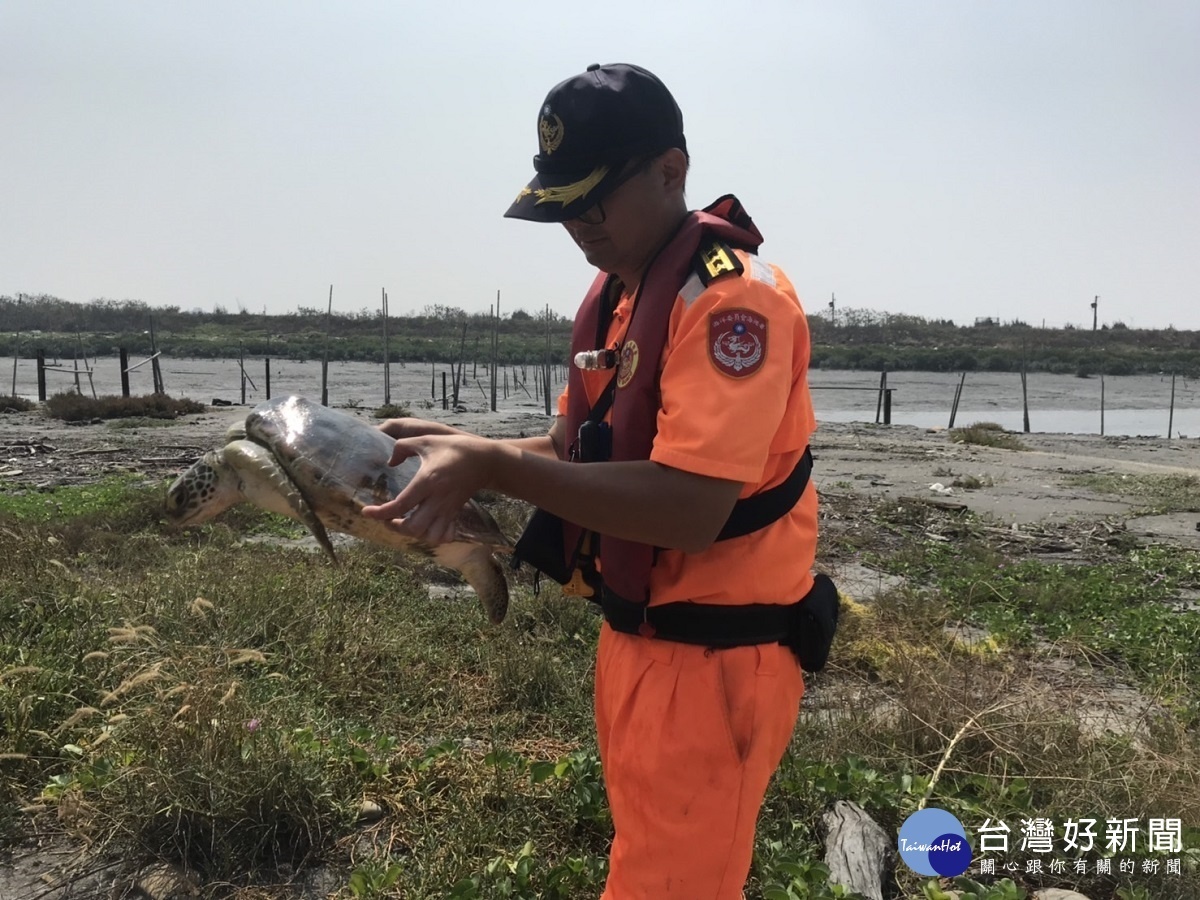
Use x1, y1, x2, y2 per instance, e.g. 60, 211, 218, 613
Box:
2, 401, 1199, 551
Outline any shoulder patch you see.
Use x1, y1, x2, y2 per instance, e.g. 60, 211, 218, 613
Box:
693, 240, 744, 287
708, 308, 768, 378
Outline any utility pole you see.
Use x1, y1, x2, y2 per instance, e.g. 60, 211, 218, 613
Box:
1091, 295, 1099, 331
828, 293, 836, 327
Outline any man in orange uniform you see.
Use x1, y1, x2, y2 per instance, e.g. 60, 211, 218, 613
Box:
364, 63, 825, 900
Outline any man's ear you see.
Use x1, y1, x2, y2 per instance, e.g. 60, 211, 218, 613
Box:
659, 147, 689, 194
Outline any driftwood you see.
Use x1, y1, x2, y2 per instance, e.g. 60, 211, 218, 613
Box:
822, 800, 891, 900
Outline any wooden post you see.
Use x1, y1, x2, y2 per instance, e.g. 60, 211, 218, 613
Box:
74, 331, 96, 399
1168, 373, 1176, 439
382, 287, 391, 406
1100, 374, 1105, 436
491, 290, 499, 412
321, 284, 333, 406
949, 372, 965, 428
441, 371, 448, 410
265, 358, 271, 400
453, 320, 467, 407
1021, 344, 1030, 433
883, 389, 892, 425
149, 317, 164, 394
431, 363, 435, 400
36, 349, 46, 401
875, 371, 887, 424
544, 302, 553, 416
10, 331, 18, 397
119, 348, 131, 397
240, 347, 247, 405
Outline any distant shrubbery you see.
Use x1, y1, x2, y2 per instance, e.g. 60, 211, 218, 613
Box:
45, 392, 206, 422
0, 394, 36, 413
373, 403, 413, 420
4, 295, 1200, 375
949, 421, 1028, 451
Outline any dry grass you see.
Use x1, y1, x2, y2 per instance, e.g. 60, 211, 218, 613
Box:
44, 391, 206, 422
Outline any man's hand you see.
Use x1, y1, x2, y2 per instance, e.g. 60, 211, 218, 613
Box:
376, 417, 467, 440
362, 433, 498, 545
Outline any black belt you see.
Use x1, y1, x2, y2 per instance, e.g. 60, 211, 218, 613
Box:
600, 587, 796, 647
598, 573, 840, 671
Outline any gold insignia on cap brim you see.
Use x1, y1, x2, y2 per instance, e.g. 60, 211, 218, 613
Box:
534, 165, 610, 208
539, 113, 564, 155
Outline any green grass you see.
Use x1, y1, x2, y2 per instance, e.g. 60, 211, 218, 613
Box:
1, 483, 1198, 898
0, 473, 154, 523
872, 527, 1200, 717
1064, 471, 1200, 515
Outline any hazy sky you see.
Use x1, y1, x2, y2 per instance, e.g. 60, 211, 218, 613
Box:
3, 1, 1197, 330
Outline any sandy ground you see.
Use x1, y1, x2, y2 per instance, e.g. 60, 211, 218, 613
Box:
3, 402, 1198, 546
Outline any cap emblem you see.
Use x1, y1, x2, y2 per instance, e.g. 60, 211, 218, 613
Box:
538, 111, 565, 155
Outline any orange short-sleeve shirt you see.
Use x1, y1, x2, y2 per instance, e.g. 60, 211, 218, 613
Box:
557, 249, 818, 606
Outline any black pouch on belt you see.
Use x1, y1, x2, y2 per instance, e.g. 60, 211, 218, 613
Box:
511, 508, 574, 585
786, 573, 840, 672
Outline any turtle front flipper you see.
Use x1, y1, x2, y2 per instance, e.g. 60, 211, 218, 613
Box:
223, 439, 339, 564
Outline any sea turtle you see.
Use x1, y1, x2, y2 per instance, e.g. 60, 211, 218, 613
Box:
164, 395, 511, 623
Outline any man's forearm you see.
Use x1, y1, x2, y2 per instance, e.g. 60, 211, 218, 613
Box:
487, 444, 741, 553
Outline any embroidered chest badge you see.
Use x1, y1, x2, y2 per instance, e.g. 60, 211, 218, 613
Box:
616, 340, 640, 389
709, 309, 767, 378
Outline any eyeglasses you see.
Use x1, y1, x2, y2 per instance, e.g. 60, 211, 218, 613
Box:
572, 157, 655, 225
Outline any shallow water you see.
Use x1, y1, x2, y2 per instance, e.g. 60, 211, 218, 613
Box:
8, 357, 1199, 438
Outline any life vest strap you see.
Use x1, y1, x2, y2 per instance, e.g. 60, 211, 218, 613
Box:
716, 447, 812, 542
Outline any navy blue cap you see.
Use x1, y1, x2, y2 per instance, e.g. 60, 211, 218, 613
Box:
505, 63, 687, 223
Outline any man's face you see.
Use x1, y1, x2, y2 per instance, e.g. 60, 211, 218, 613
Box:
561, 157, 669, 280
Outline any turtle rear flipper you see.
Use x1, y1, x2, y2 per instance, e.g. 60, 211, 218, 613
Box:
224, 440, 338, 564
432, 543, 509, 624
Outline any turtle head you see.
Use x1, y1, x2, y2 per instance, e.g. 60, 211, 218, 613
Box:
165, 450, 244, 526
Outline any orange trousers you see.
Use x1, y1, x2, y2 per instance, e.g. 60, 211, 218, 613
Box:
594, 622, 805, 900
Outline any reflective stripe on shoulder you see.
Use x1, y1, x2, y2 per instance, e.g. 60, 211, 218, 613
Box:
679, 271, 706, 307
749, 255, 777, 287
